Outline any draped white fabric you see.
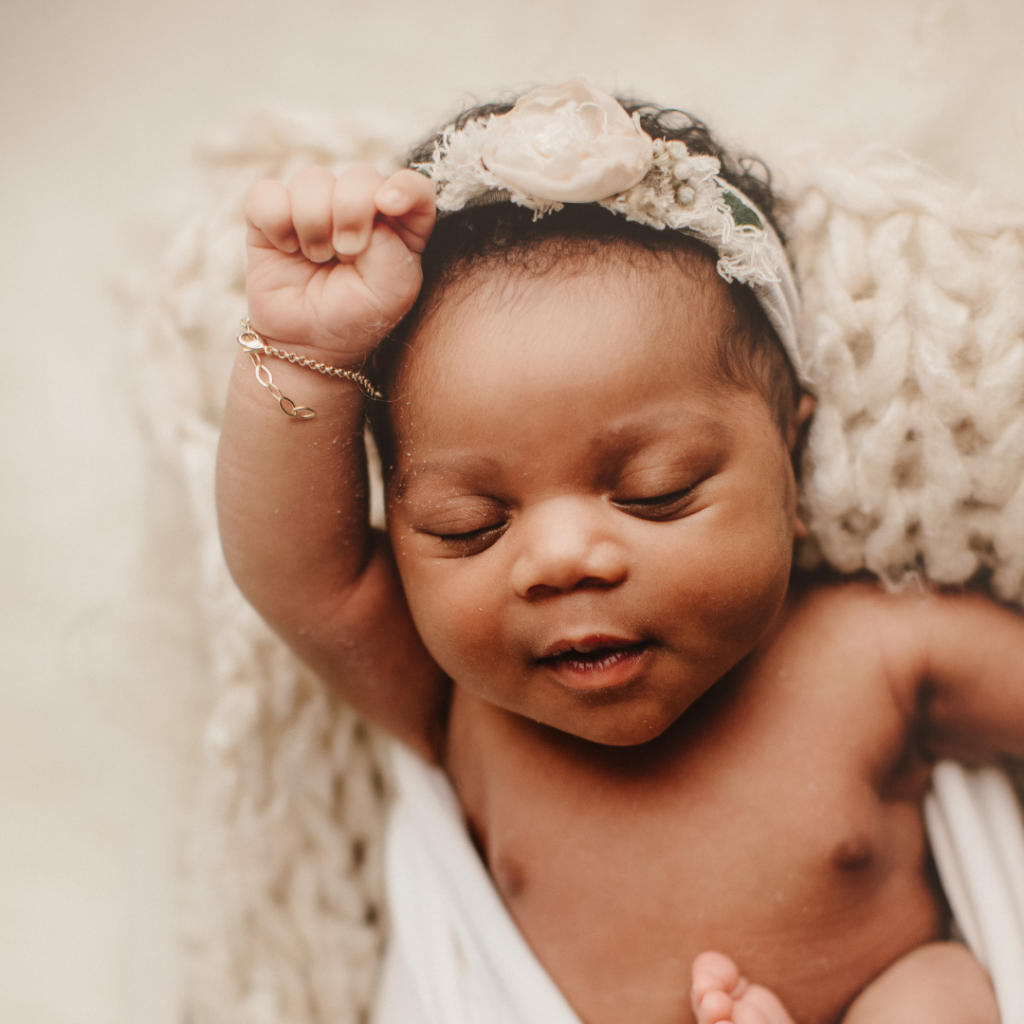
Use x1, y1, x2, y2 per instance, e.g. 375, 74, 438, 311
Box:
374, 745, 580, 1023
926, 762, 1024, 1020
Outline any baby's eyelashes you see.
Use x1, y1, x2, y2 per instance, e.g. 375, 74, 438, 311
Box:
611, 484, 699, 521
407, 496, 511, 556
426, 521, 509, 555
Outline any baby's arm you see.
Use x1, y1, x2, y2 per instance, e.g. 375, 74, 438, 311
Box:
883, 586, 1024, 762
216, 166, 447, 760
841, 942, 998, 1024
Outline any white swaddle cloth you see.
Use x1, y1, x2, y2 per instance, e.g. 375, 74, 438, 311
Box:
926, 762, 1024, 1020
378, 744, 1024, 1022
373, 743, 580, 1023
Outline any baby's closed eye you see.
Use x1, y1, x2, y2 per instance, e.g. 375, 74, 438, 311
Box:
606, 446, 719, 523
611, 485, 699, 521
410, 498, 510, 554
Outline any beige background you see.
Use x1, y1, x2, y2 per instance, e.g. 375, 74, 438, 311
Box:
3, 1, 1022, 1020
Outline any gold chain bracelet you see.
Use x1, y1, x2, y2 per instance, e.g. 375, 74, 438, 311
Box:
237, 319, 382, 419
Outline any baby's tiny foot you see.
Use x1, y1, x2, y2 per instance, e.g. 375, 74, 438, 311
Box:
691, 951, 796, 1024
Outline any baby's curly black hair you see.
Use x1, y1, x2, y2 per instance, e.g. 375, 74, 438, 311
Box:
367, 96, 798, 474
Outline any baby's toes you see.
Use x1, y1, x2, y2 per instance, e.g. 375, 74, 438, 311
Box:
692, 951, 744, 1022
694, 988, 736, 1023
733, 982, 796, 1024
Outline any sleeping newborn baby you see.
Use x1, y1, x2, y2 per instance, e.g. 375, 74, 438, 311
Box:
216, 81, 1013, 1022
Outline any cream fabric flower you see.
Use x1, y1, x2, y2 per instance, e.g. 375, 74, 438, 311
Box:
480, 79, 654, 203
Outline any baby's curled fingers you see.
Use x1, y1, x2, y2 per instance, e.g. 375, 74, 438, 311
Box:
245, 179, 300, 254
374, 169, 437, 253
289, 166, 342, 263
331, 165, 388, 257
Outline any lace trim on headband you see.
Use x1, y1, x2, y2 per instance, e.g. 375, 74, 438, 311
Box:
417, 125, 783, 290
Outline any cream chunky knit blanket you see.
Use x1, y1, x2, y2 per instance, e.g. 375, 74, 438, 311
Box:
132, 109, 1024, 1023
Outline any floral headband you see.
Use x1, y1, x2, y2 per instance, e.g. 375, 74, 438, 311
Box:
415, 79, 806, 385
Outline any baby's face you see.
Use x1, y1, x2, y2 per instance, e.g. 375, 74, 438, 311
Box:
387, 255, 801, 746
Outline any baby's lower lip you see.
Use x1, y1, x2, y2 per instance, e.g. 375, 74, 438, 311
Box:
538, 641, 653, 692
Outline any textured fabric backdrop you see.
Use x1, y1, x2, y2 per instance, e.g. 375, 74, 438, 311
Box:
3, 1, 1022, 1021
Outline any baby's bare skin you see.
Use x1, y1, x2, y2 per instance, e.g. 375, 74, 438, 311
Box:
446, 582, 954, 1023
219, 165, 1012, 1024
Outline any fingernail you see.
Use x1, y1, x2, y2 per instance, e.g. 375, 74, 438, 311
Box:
308, 243, 335, 263
379, 188, 403, 208
333, 229, 366, 256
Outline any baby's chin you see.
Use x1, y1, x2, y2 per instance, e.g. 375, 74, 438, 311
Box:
539, 699, 684, 748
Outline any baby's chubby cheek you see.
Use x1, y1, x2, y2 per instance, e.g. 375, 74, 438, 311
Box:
389, 560, 497, 675
421, 609, 518, 693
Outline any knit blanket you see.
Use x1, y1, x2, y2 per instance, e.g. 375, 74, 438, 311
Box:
131, 108, 1024, 1024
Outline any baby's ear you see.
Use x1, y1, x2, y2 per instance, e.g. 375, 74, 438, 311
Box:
789, 393, 815, 540
787, 392, 816, 454
793, 509, 811, 540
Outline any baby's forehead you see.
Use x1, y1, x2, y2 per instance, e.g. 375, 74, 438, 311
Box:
386, 260, 749, 444
414, 239, 734, 345
401, 260, 726, 391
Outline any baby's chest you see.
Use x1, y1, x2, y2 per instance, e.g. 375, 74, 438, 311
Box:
471, 712, 907, 915
451, 659, 920, 889
447, 686, 939, 1022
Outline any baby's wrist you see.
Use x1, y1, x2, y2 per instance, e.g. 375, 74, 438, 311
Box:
236, 319, 382, 420
241, 317, 379, 367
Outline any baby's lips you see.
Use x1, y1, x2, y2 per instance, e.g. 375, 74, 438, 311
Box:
537, 633, 647, 661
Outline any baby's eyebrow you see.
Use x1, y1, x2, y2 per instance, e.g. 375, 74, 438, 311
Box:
392, 454, 504, 501
588, 411, 730, 457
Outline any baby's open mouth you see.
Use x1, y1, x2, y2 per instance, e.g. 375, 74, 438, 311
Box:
537, 638, 652, 672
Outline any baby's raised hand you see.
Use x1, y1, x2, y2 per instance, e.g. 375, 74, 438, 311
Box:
244, 166, 436, 361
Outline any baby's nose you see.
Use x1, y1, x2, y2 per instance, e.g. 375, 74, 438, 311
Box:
510, 500, 628, 600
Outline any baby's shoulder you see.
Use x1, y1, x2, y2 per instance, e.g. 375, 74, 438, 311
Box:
785, 574, 960, 620
773, 577, 940, 672
788, 575, 1010, 623
779, 576, 1020, 674
782, 576, 910, 632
